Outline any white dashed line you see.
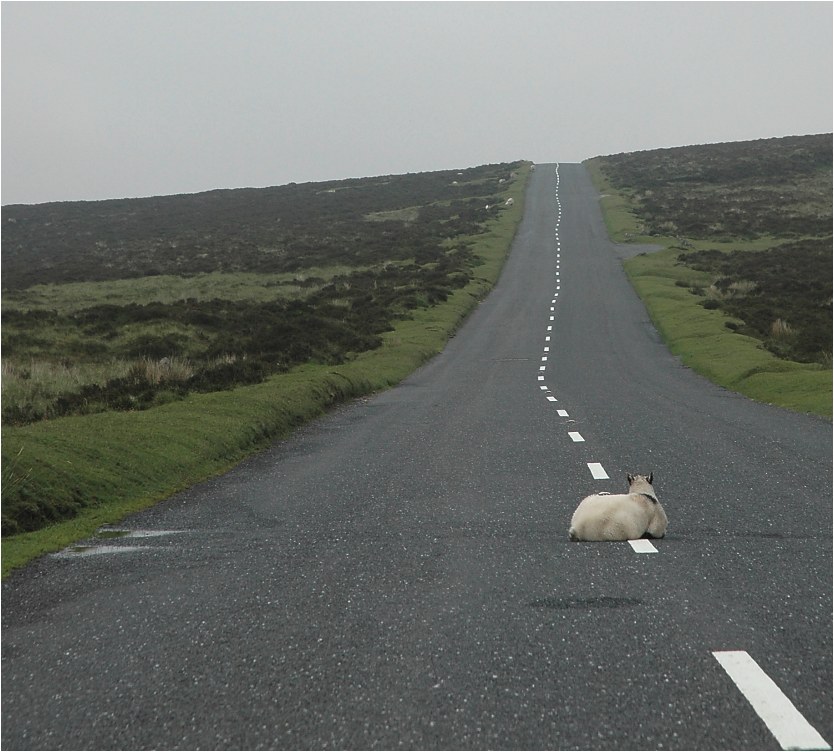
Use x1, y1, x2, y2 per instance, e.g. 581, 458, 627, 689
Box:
587, 463, 609, 479
712, 651, 830, 750
546, 396, 558, 402
628, 539, 658, 553
568, 432, 585, 442
557, 409, 569, 417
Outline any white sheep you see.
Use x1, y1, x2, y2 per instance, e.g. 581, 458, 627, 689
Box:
569, 473, 668, 541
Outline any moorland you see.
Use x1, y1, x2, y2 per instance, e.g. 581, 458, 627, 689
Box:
3, 165, 522, 426
586, 133, 832, 415
1, 163, 528, 563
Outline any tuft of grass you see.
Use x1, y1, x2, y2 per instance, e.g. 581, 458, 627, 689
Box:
770, 318, 796, 340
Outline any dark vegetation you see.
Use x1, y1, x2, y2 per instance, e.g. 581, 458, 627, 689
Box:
679, 239, 831, 363
3, 169, 507, 286
595, 134, 832, 364
2, 163, 524, 425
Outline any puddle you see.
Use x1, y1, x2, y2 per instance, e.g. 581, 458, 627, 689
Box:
54, 544, 147, 558
51, 529, 187, 558
96, 528, 186, 539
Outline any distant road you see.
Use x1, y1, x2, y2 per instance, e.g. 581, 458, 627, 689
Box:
3, 164, 831, 750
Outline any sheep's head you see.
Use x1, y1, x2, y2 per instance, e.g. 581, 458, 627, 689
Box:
627, 472, 654, 488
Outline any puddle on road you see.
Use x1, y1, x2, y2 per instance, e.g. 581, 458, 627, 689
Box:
96, 528, 186, 539
54, 544, 147, 558
51, 529, 188, 558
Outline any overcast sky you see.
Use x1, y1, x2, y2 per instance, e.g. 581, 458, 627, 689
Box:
2, 1, 831, 205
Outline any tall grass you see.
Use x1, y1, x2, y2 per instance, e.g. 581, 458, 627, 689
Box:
770, 318, 796, 340
1, 355, 240, 423
1, 266, 377, 316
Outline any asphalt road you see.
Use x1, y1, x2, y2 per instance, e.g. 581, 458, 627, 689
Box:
3, 164, 831, 751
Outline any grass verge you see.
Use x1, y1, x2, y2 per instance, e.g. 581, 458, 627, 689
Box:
1, 167, 530, 577
624, 249, 831, 416
585, 158, 831, 419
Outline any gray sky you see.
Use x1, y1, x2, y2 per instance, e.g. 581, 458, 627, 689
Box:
2, 1, 832, 205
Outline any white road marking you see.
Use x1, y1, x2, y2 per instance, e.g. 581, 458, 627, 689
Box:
568, 431, 585, 442
547, 325, 552, 331
539, 366, 546, 371
557, 409, 569, 417
543, 346, 550, 352
538, 375, 545, 381
541, 356, 548, 361
712, 651, 830, 751
546, 396, 557, 402
540, 385, 548, 390
628, 539, 658, 553
587, 463, 609, 479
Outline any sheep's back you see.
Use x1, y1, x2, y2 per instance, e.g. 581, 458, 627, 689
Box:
569, 493, 651, 541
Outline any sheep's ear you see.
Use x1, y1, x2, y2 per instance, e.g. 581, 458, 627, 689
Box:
648, 472, 653, 484
627, 473, 634, 483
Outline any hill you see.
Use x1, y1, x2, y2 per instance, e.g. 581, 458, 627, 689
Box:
2, 164, 524, 425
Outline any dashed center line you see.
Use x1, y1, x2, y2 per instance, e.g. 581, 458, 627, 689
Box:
628, 539, 658, 553
542, 167, 617, 500
587, 462, 609, 479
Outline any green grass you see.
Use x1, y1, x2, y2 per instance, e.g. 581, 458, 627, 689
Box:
623, 247, 831, 417
1, 167, 530, 577
1, 266, 369, 314
585, 160, 647, 243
